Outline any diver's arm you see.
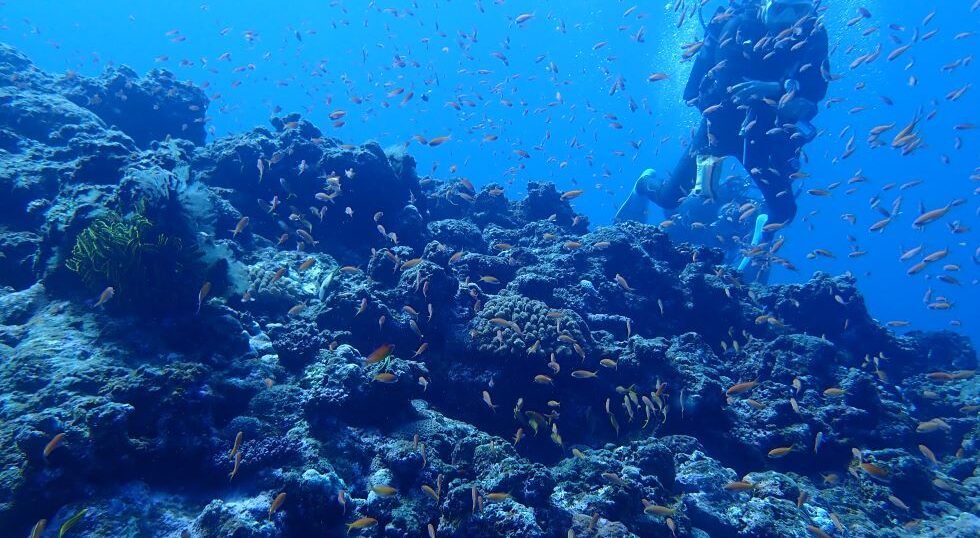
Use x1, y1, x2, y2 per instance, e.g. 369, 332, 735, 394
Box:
683, 11, 729, 104
794, 25, 830, 103
683, 43, 714, 103
778, 95, 818, 122
776, 26, 830, 122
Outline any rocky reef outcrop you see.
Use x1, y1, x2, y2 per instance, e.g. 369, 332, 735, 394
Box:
1, 43, 977, 538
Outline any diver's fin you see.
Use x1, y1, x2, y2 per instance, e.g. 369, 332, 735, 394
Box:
738, 212, 769, 274
614, 169, 656, 223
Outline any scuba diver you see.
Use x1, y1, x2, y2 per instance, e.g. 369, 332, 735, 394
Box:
616, 0, 830, 281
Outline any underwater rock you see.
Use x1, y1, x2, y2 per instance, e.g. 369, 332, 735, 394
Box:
301, 345, 427, 423
57, 64, 209, 148
0, 45, 219, 304
192, 126, 424, 259
266, 319, 328, 371
0, 84, 136, 225
40, 482, 199, 538
0, 227, 41, 291
659, 334, 728, 423
426, 218, 484, 255
754, 272, 888, 354
0, 42, 207, 149
515, 181, 589, 231
191, 495, 281, 538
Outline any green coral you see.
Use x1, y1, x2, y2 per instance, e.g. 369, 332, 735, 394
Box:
66, 209, 201, 311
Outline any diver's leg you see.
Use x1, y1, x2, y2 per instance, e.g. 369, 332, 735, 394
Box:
692, 154, 725, 200
735, 134, 775, 283
738, 213, 769, 273
615, 120, 708, 223
737, 135, 800, 283
690, 111, 744, 202
741, 173, 796, 284
663, 121, 707, 206
757, 140, 799, 239
759, 174, 797, 238
614, 168, 657, 223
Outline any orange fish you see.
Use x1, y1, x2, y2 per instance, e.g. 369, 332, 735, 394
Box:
230, 216, 249, 238
482, 390, 497, 411
806, 525, 832, 538
228, 451, 241, 480
228, 431, 243, 459
859, 461, 888, 478
913, 205, 951, 227
365, 344, 394, 365
346, 518, 378, 533
726, 381, 758, 395
515, 13, 535, 24
373, 372, 397, 383
372, 485, 397, 496
43, 432, 65, 458
428, 135, 451, 147
401, 258, 423, 270
723, 481, 756, 491
268, 492, 286, 519
768, 446, 794, 458
94, 286, 115, 308
196, 281, 211, 314
614, 273, 633, 291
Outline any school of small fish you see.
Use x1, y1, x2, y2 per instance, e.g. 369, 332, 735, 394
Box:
51, 0, 980, 336
106, 1, 970, 333
16, 0, 979, 536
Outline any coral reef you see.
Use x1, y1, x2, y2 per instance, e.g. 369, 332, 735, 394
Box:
0, 44, 977, 538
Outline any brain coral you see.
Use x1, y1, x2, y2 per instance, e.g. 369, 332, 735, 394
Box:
469, 292, 591, 361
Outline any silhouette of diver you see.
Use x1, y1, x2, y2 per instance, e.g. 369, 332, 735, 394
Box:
616, 0, 830, 282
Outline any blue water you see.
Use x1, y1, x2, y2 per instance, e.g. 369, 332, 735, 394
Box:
2, 0, 976, 342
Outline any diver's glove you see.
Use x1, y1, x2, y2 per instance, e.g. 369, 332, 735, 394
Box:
614, 168, 658, 223
738, 213, 770, 283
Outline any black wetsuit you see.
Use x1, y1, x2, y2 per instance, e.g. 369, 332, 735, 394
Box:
663, 5, 830, 230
